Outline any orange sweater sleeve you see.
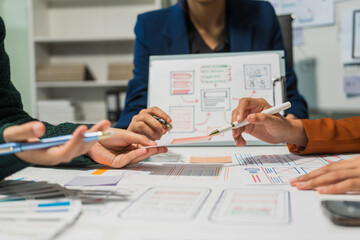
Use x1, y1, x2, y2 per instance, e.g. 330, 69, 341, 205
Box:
287, 117, 360, 155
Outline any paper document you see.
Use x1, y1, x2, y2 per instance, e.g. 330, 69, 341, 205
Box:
210, 189, 290, 224
119, 187, 210, 221
65, 175, 123, 186
233, 153, 347, 184
190, 156, 232, 163
148, 52, 283, 144
0, 180, 81, 240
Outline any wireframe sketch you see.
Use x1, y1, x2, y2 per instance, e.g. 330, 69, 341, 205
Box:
169, 106, 195, 133
170, 71, 194, 95
200, 64, 232, 85
210, 189, 290, 224
244, 65, 271, 90
119, 187, 210, 221
201, 88, 230, 111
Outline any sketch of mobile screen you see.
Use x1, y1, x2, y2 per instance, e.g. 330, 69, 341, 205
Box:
353, 10, 360, 59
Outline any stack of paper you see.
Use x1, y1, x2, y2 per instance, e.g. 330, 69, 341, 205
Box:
36, 64, 95, 81
37, 100, 78, 124
0, 180, 81, 240
108, 63, 133, 80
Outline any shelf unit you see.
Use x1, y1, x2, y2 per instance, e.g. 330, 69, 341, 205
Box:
28, 0, 163, 124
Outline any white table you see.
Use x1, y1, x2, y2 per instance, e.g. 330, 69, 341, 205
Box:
9, 146, 360, 240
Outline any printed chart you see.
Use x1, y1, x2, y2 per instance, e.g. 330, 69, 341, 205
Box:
231, 153, 349, 184
122, 163, 222, 183
119, 187, 210, 221
234, 153, 345, 167
210, 189, 290, 224
0, 180, 81, 240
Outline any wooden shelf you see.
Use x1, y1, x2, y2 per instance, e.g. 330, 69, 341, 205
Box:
36, 80, 129, 88
34, 36, 135, 44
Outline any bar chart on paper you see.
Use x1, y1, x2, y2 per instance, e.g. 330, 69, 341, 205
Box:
232, 153, 349, 184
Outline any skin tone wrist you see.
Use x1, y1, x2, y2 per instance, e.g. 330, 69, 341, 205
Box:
287, 119, 308, 147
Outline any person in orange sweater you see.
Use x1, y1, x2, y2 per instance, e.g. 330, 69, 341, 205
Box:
231, 98, 360, 194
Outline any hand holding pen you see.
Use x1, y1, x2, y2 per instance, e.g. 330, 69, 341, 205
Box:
1, 120, 168, 168
127, 107, 173, 140
230, 98, 307, 147
1, 120, 111, 165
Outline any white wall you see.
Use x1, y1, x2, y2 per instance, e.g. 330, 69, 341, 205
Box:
294, 0, 360, 113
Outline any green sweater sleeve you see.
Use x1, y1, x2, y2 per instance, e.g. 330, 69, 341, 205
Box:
0, 17, 94, 180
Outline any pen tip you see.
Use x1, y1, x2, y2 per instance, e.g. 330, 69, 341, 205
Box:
209, 130, 220, 137
98, 131, 114, 140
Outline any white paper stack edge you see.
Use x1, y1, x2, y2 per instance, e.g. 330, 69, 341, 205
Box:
37, 100, 76, 124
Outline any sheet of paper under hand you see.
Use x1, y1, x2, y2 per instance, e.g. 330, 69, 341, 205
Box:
65, 175, 123, 186
143, 135, 212, 149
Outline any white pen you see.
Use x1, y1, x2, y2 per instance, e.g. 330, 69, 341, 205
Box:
209, 101, 292, 136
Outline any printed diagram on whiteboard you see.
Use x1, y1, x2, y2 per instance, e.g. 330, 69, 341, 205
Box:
148, 52, 281, 142
200, 64, 231, 85
201, 88, 231, 112
170, 71, 195, 95
244, 65, 271, 90
167, 63, 272, 137
169, 106, 195, 133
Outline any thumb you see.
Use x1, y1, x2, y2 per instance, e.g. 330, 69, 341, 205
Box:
3, 121, 45, 142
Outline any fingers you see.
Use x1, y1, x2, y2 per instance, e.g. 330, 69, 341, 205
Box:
295, 169, 360, 190
317, 179, 360, 194
108, 146, 168, 168
247, 112, 282, 126
88, 120, 111, 132
233, 98, 271, 123
129, 107, 171, 140
233, 127, 247, 147
290, 159, 359, 186
76, 120, 112, 155
101, 129, 156, 148
289, 158, 360, 194
17, 125, 89, 165
147, 107, 172, 124
46, 125, 88, 164
286, 114, 297, 120
3, 121, 45, 142
136, 114, 166, 136
129, 147, 168, 165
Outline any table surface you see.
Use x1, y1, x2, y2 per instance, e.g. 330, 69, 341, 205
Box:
8, 146, 360, 239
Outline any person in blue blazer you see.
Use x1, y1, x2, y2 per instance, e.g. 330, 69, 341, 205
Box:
115, 0, 308, 141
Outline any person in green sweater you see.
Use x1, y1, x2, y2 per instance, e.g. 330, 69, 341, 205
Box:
0, 17, 167, 180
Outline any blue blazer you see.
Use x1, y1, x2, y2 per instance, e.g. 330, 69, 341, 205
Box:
115, 0, 308, 129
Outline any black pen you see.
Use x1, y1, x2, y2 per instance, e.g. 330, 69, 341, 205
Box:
153, 116, 173, 130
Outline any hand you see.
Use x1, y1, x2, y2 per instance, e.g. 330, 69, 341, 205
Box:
3, 120, 110, 166
286, 114, 297, 120
231, 98, 308, 147
128, 107, 172, 140
87, 129, 168, 168
290, 156, 360, 194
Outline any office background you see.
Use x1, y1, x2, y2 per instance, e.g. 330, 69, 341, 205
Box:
0, 0, 359, 122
